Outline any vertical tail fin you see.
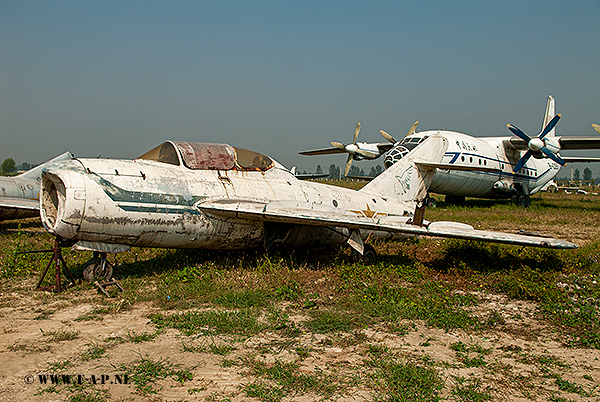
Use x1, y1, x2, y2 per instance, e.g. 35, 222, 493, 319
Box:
360, 135, 448, 202
542, 95, 556, 138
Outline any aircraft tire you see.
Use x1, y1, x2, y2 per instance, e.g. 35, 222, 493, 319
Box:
362, 244, 377, 265
350, 244, 377, 265
82, 257, 113, 282
511, 195, 531, 208
445, 195, 465, 205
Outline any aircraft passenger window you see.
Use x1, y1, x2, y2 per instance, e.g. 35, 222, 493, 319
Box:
461, 156, 465, 162
137, 142, 180, 166
234, 147, 273, 171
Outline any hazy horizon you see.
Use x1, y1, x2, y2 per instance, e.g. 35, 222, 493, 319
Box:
1, 1, 599, 176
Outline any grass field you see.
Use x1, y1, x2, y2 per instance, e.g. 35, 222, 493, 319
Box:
0, 189, 599, 401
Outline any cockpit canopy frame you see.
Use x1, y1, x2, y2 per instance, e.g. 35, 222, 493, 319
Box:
136, 141, 274, 172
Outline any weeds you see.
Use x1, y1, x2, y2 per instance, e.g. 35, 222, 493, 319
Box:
241, 356, 341, 401
116, 353, 193, 395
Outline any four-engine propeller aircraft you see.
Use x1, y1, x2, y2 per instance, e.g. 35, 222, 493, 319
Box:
0, 152, 73, 222
300, 96, 600, 206
39, 135, 575, 281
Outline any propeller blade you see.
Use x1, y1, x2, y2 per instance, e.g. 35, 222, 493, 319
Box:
540, 147, 566, 166
344, 154, 353, 177
507, 124, 531, 142
513, 150, 534, 173
539, 114, 561, 140
407, 121, 419, 137
593, 123, 600, 134
380, 130, 396, 144
331, 141, 346, 150
355, 149, 378, 159
352, 122, 361, 144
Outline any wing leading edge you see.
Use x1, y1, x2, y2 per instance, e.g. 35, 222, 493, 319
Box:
196, 198, 576, 249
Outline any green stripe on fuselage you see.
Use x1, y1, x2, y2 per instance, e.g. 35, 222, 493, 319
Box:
92, 174, 205, 210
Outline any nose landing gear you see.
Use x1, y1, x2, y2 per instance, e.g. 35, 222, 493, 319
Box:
82, 252, 114, 282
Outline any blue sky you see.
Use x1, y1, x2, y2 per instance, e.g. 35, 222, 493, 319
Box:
1, 1, 599, 175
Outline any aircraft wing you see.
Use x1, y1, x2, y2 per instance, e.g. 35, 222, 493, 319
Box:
507, 137, 600, 150
0, 197, 40, 211
299, 143, 394, 156
299, 147, 347, 156
196, 198, 576, 249
561, 156, 600, 163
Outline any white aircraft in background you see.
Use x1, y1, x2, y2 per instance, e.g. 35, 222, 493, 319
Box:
299, 121, 402, 176
0, 152, 73, 222
301, 96, 600, 206
39, 137, 574, 281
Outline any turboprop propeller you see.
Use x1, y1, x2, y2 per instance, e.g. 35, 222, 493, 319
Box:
331, 122, 378, 176
593, 123, 600, 134
380, 120, 420, 144
507, 114, 564, 173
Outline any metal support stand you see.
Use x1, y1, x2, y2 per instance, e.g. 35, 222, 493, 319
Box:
94, 279, 125, 297
34, 237, 76, 293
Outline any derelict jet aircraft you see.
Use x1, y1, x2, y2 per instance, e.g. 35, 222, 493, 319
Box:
0, 152, 73, 222
300, 96, 600, 206
39, 135, 576, 280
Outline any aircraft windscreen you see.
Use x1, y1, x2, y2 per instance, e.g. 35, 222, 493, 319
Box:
136, 142, 180, 166
233, 147, 273, 171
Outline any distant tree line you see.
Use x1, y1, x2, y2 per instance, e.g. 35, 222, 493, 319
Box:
312, 163, 384, 179
1, 158, 35, 176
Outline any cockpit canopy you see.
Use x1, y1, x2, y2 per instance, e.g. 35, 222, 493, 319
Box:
384, 135, 429, 168
137, 141, 274, 171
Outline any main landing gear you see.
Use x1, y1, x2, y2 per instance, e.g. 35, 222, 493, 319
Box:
351, 244, 377, 265
511, 194, 531, 208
